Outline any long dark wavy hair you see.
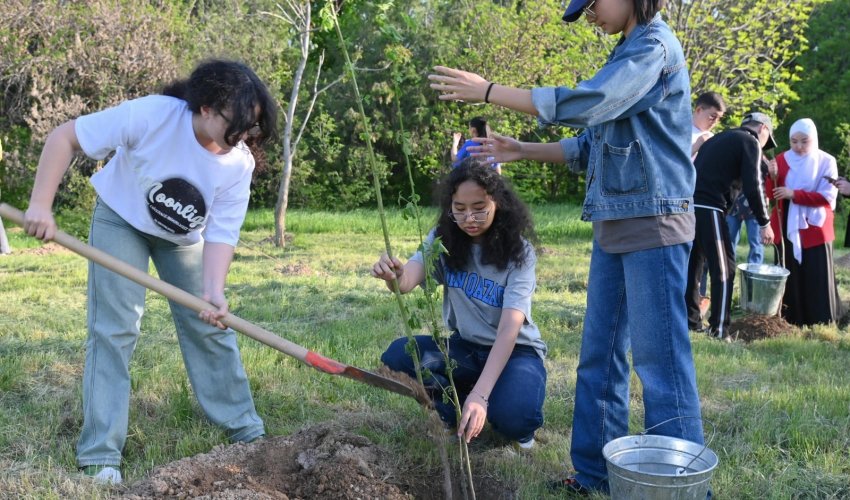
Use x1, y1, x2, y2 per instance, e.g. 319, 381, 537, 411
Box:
435, 160, 536, 271
162, 59, 278, 148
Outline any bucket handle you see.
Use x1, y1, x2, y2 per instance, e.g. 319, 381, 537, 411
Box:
641, 415, 716, 475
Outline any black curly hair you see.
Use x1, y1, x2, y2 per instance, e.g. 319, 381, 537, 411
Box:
435, 159, 536, 271
162, 59, 278, 148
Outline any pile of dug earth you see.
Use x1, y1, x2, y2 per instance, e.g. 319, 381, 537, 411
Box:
727, 313, 795, 342
122, 423, 412, 500
120, 417, 512, 500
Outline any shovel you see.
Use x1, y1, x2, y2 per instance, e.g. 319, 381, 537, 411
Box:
0, 203, 426, 404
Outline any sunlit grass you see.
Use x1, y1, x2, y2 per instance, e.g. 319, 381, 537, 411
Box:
1, 204, 849, 498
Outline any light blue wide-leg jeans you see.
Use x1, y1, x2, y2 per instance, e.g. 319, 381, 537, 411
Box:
77, 199, 264, 467
570, 241, 704, 491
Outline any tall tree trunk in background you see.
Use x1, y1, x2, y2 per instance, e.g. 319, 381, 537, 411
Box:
273, 0, 311, 248
269, 1, 339, 247
0, 138, 9, 255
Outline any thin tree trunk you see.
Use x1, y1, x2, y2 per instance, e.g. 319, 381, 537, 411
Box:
274, 152, 294, 246
273, 1, 310, 247
0, 217, 10, 254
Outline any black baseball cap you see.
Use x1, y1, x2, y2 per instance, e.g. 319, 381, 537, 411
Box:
562, 0, 588, 22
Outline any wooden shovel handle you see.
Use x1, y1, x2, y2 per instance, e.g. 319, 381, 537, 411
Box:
0, 203, 427, 402
0, 203, 312, 362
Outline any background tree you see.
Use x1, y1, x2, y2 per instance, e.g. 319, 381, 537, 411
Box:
0, 137, 10, 254
0, 0, 190, 210
667, 0, 825, 123
0, 0, 835, 214
304, 0, 608, 208
775, 0, 850, 157
264, 0, 340, 247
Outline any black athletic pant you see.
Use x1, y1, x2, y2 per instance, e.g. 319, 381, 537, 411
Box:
686, 207, 736, 337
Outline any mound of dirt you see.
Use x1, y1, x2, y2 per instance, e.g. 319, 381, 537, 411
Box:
120, 418, 513, 500
122, 423, 411, 500
727, 314, 795, 342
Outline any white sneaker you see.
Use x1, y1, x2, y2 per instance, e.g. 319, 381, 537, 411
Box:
516, 437, 535, 450
84, 465, 122, 485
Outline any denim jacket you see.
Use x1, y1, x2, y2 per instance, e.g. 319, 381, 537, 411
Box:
531, 14, 694, 222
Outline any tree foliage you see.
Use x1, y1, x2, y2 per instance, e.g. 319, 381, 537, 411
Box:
0, 0, 191, 208
0, 0, 835, 212
667, 0, 823, 124
775, 0, 850, 158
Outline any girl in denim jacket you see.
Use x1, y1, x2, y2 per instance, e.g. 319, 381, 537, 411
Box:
430, 0, 704, 494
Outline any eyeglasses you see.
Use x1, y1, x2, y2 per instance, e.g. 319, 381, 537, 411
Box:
448, 210, 490, 223
583, 0, 597, 19
217, 109, 262, 138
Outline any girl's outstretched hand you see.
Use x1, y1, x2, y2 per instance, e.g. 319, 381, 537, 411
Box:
468, 134, 524, 164
458, 392, 488, 443
428, 66, 489, 103
371, 253, 404, 281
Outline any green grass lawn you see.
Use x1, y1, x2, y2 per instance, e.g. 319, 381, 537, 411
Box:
1, 204, 849, 499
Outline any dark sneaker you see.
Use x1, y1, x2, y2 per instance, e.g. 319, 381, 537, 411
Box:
246, 433, 266, 443
690, 323, 706, 333
548, 476, 590, 495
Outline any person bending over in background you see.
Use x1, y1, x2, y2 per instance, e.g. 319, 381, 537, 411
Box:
23, 59, 278, 485
767, 118, 840, 326
451, 116, 502, 173
372, 161, 546, 450
686, 112, 775, 339
427, 0, 705, 493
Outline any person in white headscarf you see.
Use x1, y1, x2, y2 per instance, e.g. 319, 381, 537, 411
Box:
767, 118, 841, 326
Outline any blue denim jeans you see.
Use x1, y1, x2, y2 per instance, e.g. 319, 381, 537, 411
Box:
571, 241, 704, 491
381, 333, 546, 442
726, 215, 764, 264
77, 200, 264, 467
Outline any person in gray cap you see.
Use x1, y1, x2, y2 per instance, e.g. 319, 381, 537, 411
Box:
686, 112, 776, 339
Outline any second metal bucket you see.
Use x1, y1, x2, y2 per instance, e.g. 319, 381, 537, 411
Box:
737, 263, 790, 315
603, 434, 718, 499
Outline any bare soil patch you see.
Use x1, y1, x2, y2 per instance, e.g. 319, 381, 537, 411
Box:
727, 313, 796, 342
276, 262, 315, 277
13, 242, 71, 256
120, 418, 513, 499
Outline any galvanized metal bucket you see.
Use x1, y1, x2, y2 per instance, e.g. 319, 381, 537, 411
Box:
737, 263, 790, 315
603, 433, 718, 500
